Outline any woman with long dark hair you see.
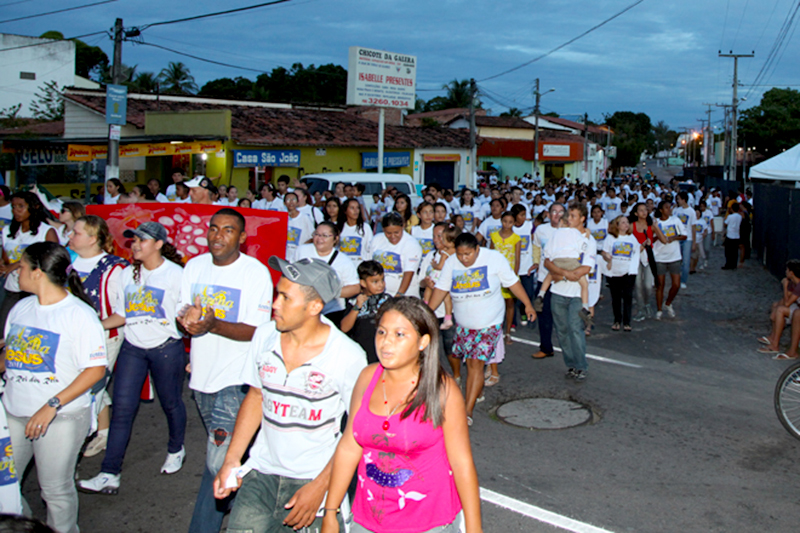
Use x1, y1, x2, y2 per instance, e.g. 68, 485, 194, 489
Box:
69, 215, 128, 457
78, 222, 187, 495
338, 198, 373, 266
324, 196, 341, 223
0, 191, 58, 332
104, 178, 126, 205
629, 202, 664, 321
323, 297, 482, 533
2, 242, 107, 533
393, 193, 417, 233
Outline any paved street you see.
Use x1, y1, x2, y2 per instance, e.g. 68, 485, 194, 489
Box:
21, 242, 800, 532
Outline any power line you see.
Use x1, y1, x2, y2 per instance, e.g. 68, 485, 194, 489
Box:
479, 0, 647, 82
744, 0, 800, 99
0, 0, 37, 7
133, 41, 270, 74
0, 30, 109, 52
136, 0, 293, 31
0, 0, 118, 25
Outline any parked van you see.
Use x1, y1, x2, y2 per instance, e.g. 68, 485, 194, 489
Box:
300, 173, 419, 210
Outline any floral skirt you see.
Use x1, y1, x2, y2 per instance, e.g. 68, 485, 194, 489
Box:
452, 324, 503, 362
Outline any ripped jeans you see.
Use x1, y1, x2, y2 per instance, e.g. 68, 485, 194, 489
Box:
188, 384, 249, 533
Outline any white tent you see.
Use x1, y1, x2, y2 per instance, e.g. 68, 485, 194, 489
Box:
749, 143, 800, 181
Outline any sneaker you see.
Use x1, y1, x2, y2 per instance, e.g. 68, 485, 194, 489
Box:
573, 370, 587, 382
161, 446, 186, 475
510, 325, 516, 332
579, 308, 593, 329
645, 304, 654, 318
655, 311, 663, 320
703, 260, 708, 269
532, 296, 544, 313
633, 312, 646, 322
520, 319, 528, 327
78, 472, 120, 495
664, 304, 676, 318
680, 283, 687, 289
565, 368, 577, 379
83, 431, 108, 458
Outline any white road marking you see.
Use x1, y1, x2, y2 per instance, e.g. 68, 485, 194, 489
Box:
510, 336, 643, 369
481, 487, 616, 533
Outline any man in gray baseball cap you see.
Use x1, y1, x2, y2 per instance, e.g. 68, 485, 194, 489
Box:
213, 256, 365, 533
267, 256, 342, 307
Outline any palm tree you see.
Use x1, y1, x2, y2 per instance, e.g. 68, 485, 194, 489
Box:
157, 62, 198, 95
129, 72, 159, 93
441, 79, 473, 108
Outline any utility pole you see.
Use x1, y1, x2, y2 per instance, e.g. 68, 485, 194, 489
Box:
531, 80, 554, 182
719, 51, 753, 182
582, 112, 588, 184
701, 103, 714, 166
533, 78, 541, 178
468, 78, 477, 188
105, 18, 124, 184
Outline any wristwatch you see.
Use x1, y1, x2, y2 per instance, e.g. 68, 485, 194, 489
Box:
47, 396, 62, 411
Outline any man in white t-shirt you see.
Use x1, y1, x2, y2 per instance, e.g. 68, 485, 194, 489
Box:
179, 208, 274, 533
544, 204, 596, 381
213, 257, 366, 532
531, 203, 565, 360
722, 202, 743, 270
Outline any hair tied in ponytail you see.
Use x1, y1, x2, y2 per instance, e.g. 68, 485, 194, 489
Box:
65, 264, 74, 275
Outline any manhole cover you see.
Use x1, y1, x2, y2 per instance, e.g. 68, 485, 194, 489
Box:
496, 398, 592, 429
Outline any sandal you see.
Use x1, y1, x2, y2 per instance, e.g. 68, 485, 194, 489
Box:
757, 336, 772, 345
485, 374, 500, 387
611, 323, 621, 331
623, 325, 632, 332
773, 353, 799, 360
758, 346, 779, 354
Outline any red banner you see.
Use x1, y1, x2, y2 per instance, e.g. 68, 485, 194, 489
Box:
86, 203, 287, 286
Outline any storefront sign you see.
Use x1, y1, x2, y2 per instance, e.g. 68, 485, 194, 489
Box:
233, 149, 301, 168
67, 141, 223, 161
543, 144, 571, 157
20, 148, 69, 166
347, 47, 416, 110
106, 84, 128, 125
422, 153, 461, 162
362, 151, 411, 169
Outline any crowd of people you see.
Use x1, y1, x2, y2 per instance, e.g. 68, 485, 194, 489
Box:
0, 167, 768, 533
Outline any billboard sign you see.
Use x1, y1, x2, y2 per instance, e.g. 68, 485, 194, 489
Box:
362, 151, 411, 169
347, 47, 416, 109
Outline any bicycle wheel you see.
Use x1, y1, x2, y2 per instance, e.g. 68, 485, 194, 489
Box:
774, 361, 800, 441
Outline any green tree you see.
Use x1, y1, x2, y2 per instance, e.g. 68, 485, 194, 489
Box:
29, 81, 64, 121
651, 120, 678, 153
199, 77, 254, 100
500, 107, 523, 117
738, 87, 800, 157
157, 62, 198, 95
40, 31, 109, 80
0, 104, 24, 128
129, 71, 159, 93
604, 111, 654, 167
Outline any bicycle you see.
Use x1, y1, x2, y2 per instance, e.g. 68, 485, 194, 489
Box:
774, 360, 800, 440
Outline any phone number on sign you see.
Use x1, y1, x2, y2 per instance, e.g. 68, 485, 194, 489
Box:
363, 98, 410, 107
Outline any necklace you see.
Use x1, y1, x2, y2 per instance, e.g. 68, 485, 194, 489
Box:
381, 375, 416, 431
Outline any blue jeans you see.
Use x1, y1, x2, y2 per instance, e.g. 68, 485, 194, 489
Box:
227, 471, 343, 533
680, 239, 692, 284
536, 289, 554, 354
550, 294, 587, 371
101, 338, 187, 475
189, 384, 249, 533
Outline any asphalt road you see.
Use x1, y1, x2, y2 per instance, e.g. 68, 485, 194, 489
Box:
21, 229, 800, 533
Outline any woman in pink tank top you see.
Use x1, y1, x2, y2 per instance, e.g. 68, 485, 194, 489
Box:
323, 297, 482, 533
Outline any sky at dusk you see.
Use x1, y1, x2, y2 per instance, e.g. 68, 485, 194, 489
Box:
2, 0, 799, 133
